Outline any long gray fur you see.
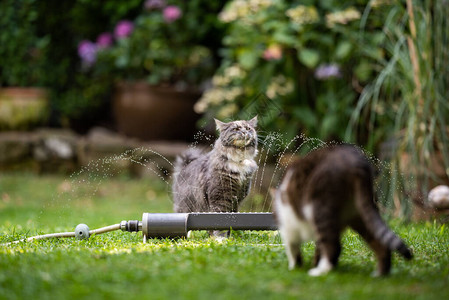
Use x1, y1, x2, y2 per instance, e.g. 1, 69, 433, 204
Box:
172, 117, 258, 214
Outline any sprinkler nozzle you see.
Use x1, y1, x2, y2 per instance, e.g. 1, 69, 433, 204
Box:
75, 224, 90, 240
120, 220, 141, 232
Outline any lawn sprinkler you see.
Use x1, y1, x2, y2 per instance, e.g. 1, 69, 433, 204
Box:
4, 212, 277, 245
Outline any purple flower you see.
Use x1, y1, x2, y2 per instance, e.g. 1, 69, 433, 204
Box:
96, 32, 113, 49
114, 20, 134, 39
314, 64, 342, 80
78, 40, 98, 67
163, 5, 182, 23
144, 0, 166, 10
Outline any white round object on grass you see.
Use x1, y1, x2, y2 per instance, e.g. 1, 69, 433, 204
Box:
75, 224, 90, 240
428, 185, 449, 209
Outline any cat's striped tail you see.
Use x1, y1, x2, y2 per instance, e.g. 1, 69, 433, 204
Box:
174, 148, 203, 170
354, 165, 413, 260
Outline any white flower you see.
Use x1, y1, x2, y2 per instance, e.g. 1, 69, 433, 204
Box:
195, 88, 224, 113
326, 7, 361, 28
225, 87, 244, 101
212, 65, 246, 87
217, 103, 239, 119
266, 75, 294, 99
286, 5, 319, 25
370, 0, 392, 8
219, 0, 250, 23
212, 75, 231, 87
194, 86, 243, 113
219, 0, 273, 23
224, 64, 246, 79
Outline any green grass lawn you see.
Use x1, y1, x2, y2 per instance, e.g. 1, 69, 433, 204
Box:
1, 173, 448, 300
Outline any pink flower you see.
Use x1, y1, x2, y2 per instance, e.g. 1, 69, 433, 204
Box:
144, 0, 166, 10
78, 40, 98, 67
163, 5, 182, 23
114, 20, 134, 39
96, 32, 113, 49
263, 45, 283, 61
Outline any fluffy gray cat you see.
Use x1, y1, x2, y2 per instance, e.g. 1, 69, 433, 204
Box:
172, 117, 258, 214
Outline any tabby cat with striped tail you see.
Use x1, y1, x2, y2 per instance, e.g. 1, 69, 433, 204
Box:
272, 145, 412, 276
173, 117, 258, 218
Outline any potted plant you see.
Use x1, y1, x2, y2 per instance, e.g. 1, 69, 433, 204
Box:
78, 0, 226, 140
0, 0, 50, 130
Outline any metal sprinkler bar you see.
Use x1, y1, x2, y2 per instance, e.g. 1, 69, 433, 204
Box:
139, 212, 277, 241
4, 213, 277, 245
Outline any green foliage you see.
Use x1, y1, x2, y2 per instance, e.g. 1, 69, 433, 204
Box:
196, 0, 388, 142
51, 0, 227, 127
1, 172, 449, 299
346, 0, 449, 206
4, 0, 146, 125
54, 73, 113, 126
0, 0, 50, 86
92, 1, 225, 87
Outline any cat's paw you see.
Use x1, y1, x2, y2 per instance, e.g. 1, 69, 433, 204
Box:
210, 230, 230, 239
308, 267, 330, 277
288, 262, 297, 271
308, 258, 332, 276
371, 270, 389, 277
213, 236, 227, 243
370, 270, 381, 278
287, 257, 301, 270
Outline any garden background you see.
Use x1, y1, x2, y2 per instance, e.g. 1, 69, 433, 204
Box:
1, 0, 448, 214
0, 0, 449, 299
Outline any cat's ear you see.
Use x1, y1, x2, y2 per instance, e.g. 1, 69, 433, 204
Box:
215, 119, 226, 132
249, 116, 258, 128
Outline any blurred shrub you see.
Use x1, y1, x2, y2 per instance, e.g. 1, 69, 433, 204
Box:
34, 0, 144, 130
347, 0, 449, 214
34, 0, 226, 130
195, 0, 390, 143
80, 0, 226, 90
0, 0, 145, 129
0, 0, 50, 87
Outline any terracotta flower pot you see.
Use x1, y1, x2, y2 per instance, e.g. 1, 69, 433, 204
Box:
0, 87, 49, 130
113, 81, 201, 141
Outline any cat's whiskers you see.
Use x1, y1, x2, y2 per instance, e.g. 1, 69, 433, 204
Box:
172, 117, 258, 226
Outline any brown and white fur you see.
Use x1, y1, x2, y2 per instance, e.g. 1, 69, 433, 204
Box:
272, 145, 412, 276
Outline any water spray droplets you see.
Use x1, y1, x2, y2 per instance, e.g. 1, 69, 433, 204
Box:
42, 129, 416, 222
